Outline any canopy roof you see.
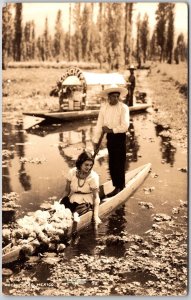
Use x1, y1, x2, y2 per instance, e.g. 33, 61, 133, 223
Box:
62, 72, 126, 86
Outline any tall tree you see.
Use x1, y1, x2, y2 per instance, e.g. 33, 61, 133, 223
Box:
150, 29, 158, 60
104, 2, 124, 70
73, 3, 82, 61
22, 21, 31, 60
135, 14, 142, 68
31, 21, 36, 60
140, 13, 149, 63
44, 17, 52, 60
14, 3, 23, 61
177, 33, 187, 61
88, 3, 95, 62
98, 2, 103, 68
81, 3, 91, 61
166, 3, 175, 64
68, 3, 72, 61
54, 9, 64, 61
37, 36, 45, 61
2, 3, 13, 69
124, 3, 133, 66
155, 3, 169, 62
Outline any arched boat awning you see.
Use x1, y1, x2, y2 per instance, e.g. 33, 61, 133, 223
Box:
61, 71, 126, 86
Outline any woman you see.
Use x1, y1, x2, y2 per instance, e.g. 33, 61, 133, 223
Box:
60, 151, 101, 225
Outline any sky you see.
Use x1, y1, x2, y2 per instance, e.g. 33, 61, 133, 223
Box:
22, 2, 188, 38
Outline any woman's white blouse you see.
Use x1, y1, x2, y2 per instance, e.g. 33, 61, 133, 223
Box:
66, 167, 99, 204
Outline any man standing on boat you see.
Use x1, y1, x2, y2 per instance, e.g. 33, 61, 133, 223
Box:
93, 85, 129, 197
126, 65, 136, 107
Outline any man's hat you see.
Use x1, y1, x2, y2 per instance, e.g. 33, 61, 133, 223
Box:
129, 64, 136, 70
99, 84, 127, 98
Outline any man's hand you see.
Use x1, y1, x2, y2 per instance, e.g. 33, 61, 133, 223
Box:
102, 126, 113, 133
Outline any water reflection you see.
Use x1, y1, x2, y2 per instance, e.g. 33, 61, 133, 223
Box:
155, 125, 177, 166
105, 205, 127, 257
19, 162, 31, 191
126, 119, 139, 169
2, 114, 142, 219
161, 139, 176, 167
2, 121, 31, 193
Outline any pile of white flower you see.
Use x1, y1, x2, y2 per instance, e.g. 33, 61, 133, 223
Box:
3, 202, 80, 255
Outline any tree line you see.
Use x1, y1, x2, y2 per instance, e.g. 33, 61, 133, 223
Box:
2, 3, 187, 70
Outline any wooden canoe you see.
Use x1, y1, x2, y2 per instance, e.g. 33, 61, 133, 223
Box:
23, 104, 151, 121
2, 243, 22, 264
68, 163, 151, 233
2, 163, 151, 264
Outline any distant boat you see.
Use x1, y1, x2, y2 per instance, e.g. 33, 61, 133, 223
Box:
23, 67, 151, 122
23, 103, 151, 122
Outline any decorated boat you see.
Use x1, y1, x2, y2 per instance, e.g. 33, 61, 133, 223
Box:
23, 67, 151, 122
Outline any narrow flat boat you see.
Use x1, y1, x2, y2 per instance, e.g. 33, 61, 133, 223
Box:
2, 163, 151, 264
23, 103, 151, 122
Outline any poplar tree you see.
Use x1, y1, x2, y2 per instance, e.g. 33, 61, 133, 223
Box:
54, 9, 64, 61
81, 3, 91, 61
155, 3, 169, 62
2, 3, 13, 69
37, 36, 45, 61
44, 17, 52, 60
136, 14, 142, 68
31, 21, 36, 60
176, 33, 187, 62
98, 2, 103, 68
140, 13, 149, 63
22, 21, 31, 60
104, 2, 123, 70
124, 3, 133, 66
73, 3, 82, 61
166, 3, 175, 64
150, 30, 158, 60
14, 3, 23, 61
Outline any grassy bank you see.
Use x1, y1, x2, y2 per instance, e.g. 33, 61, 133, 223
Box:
145, 62, 188, 148
7, 61, 100, 70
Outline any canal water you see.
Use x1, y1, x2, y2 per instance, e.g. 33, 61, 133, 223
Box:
2, 107, 187, 293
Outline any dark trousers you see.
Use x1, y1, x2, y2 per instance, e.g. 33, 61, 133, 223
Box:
127, 88, 134, 106
107, 133, 126, 189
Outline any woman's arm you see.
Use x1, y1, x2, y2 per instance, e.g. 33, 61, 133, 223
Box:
59, 180, 71, 205
92, 190, 101, 225
64, 180, 71, 196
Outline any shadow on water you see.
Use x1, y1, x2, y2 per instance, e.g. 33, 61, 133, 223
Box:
155, 124, 177, 167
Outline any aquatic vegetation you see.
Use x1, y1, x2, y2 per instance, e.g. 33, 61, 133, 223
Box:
2, 202, 77, 254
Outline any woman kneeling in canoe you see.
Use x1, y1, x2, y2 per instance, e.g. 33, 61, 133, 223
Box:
60, 151, 101, 226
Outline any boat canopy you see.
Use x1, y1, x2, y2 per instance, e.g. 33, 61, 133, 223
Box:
62, 72, 126, 86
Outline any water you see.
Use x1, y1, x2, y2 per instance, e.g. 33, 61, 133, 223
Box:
2, 110, 187, 293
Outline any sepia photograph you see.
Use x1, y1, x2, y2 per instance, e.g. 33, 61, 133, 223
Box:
2, 1, 188, 296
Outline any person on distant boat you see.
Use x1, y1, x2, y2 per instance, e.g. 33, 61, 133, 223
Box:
93, 85, 129, 197
60, 151, 101, 226
125, 65, 136, 107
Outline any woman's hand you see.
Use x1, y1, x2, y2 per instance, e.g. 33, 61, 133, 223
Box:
93, 216, 102, 225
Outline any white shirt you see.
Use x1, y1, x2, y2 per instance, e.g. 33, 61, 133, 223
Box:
66, 167, 99, 204
93, 102, 130, 143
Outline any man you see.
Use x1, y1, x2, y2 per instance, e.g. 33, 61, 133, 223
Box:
126, 65, 136, 107
93, 85, 130, 197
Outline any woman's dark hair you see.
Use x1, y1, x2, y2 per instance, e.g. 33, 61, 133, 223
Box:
76, 151, 94, 170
